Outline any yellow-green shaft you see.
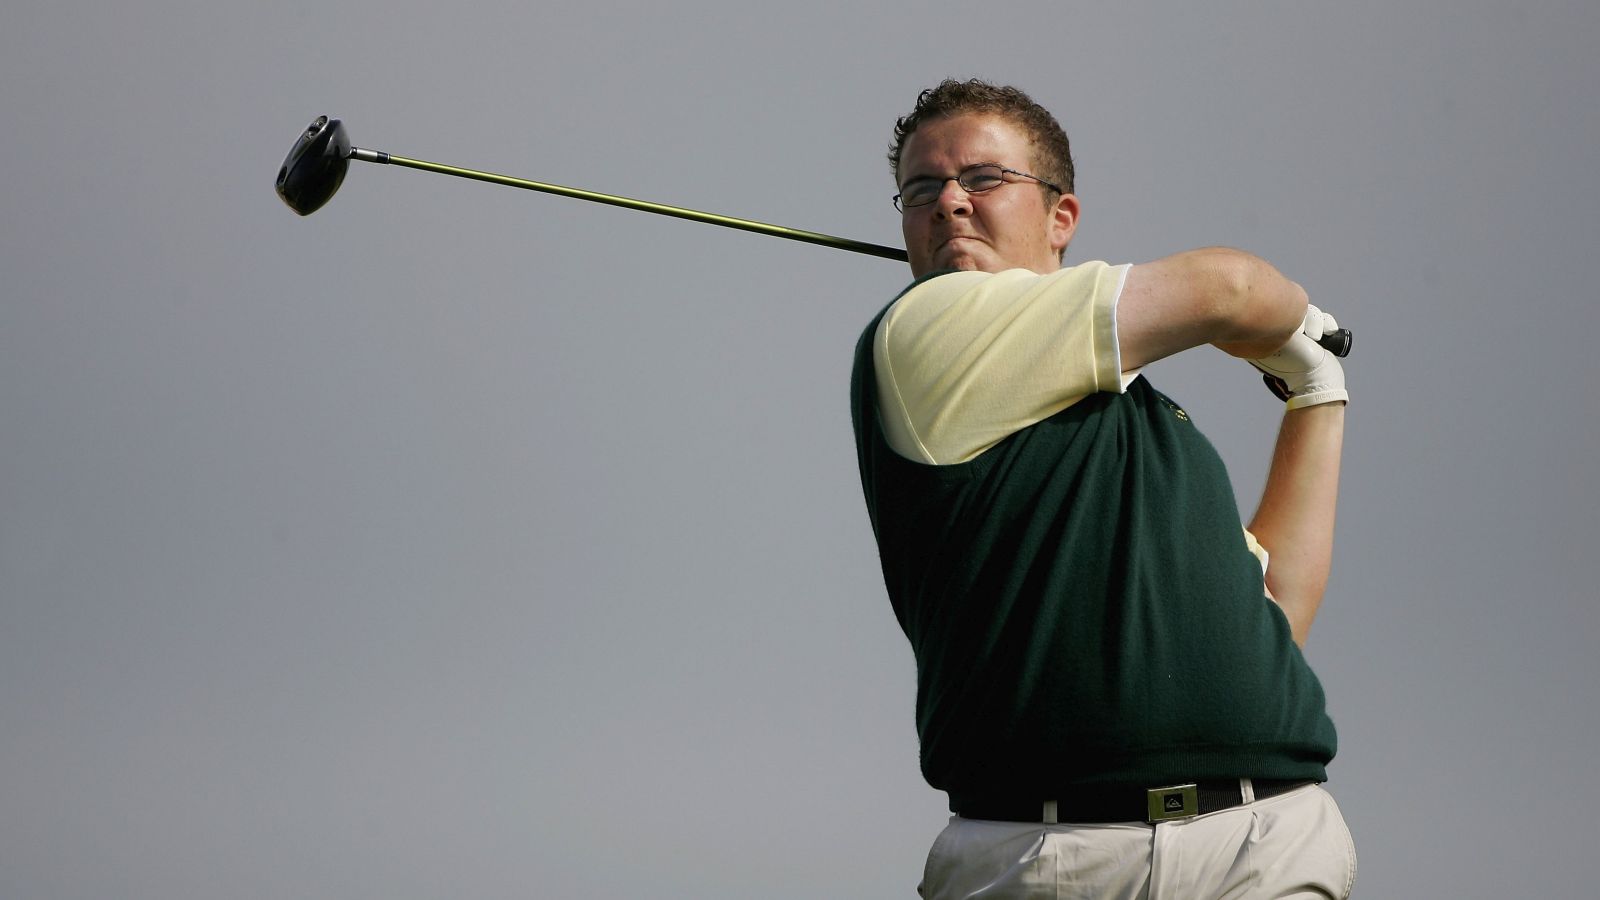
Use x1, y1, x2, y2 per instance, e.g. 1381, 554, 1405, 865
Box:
355, 149, 908, 262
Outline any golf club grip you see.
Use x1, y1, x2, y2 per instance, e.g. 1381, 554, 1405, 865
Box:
1317, 329, 1352, 358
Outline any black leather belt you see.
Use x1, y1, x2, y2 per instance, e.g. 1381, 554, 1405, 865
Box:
951, 778, 1315, 825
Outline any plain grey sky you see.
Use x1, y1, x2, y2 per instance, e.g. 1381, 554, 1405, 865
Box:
3, 1, 1597, 896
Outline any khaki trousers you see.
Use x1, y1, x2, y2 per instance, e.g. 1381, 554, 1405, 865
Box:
918, 783, 1355, 899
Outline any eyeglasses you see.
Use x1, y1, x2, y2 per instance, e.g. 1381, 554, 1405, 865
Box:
893, 164, 1063, 212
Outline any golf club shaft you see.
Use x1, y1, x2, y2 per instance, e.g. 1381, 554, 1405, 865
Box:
349, 147, 909, 262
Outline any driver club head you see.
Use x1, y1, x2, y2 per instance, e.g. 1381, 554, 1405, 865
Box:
276, 116, 352, 215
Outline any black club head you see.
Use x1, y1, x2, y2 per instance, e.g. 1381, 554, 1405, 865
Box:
276, 116, 352, 215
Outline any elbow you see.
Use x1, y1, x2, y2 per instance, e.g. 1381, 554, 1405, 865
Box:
1264, 578, 1324, 648
1265, 591, 1316, 648
1201, 249, 1307, 354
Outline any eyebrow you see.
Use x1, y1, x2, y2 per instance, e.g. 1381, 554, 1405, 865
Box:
900, 160, 1005, 188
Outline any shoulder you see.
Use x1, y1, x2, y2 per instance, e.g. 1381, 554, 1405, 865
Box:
876, 263, 1125, 354
885, 262, 1127, 322
867, 262, 1134, 465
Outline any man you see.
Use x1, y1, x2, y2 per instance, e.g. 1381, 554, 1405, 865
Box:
850, 80, 1355, 898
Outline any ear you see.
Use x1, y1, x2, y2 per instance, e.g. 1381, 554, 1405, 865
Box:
1050, 192, 1080, 253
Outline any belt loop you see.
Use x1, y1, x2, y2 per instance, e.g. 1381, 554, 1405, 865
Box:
1240, 777, 1256, 804
1042, 800, 1058, 825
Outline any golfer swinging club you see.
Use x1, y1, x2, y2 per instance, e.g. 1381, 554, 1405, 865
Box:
851, 80, 1355, 898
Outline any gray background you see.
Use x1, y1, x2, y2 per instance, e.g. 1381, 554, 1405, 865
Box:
3, 1, 1596, 896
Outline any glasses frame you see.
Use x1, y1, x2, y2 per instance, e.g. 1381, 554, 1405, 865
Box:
893, 164, 1064, 212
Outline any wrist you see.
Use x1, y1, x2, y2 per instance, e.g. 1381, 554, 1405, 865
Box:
1285, 389, 1349, 410
1283, 399, 1347, 416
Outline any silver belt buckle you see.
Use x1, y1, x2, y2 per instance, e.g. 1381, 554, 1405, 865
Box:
1146, 784, 1198, 823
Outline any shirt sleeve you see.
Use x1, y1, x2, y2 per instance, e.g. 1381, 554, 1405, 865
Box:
1242, 527, 1271, 578
872, 262, 1131, 464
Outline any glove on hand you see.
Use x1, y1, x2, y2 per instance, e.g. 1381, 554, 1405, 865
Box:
1250, 305, 1348, 409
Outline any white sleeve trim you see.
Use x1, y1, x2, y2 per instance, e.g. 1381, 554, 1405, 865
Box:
1107, 262, 1145, 389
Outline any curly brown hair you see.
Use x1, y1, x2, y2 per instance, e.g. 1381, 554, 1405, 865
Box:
888, 79, 1075, 197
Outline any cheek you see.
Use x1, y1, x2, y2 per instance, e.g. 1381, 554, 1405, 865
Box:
901, 216, 929, 253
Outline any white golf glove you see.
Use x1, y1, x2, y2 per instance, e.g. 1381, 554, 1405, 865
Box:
1249, 305, 1348, 409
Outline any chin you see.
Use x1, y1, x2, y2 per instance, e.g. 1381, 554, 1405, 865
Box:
935, 247, 991, 273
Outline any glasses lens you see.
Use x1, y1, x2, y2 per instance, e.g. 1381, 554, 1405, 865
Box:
898, 179, 940, 209
960, 165, 1005, 193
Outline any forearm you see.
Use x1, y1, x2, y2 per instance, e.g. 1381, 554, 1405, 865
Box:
1248, 402, 1345, 645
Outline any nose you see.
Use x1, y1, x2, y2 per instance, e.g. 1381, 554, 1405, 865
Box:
933, 179, 971, 219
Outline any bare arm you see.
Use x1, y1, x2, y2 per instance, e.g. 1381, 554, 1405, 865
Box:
1120, 249, 1346, 643
1248, 403, 1345, 646
1117, 247, 1308, 370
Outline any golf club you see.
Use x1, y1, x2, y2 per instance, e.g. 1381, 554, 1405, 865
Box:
275, 116, 1352, 356
275, 116, 907, 261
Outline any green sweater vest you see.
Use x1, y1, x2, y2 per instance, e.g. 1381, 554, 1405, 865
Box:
851, 294, 1336, 799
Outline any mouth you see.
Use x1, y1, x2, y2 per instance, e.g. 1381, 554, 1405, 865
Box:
937, 235, 982, 252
